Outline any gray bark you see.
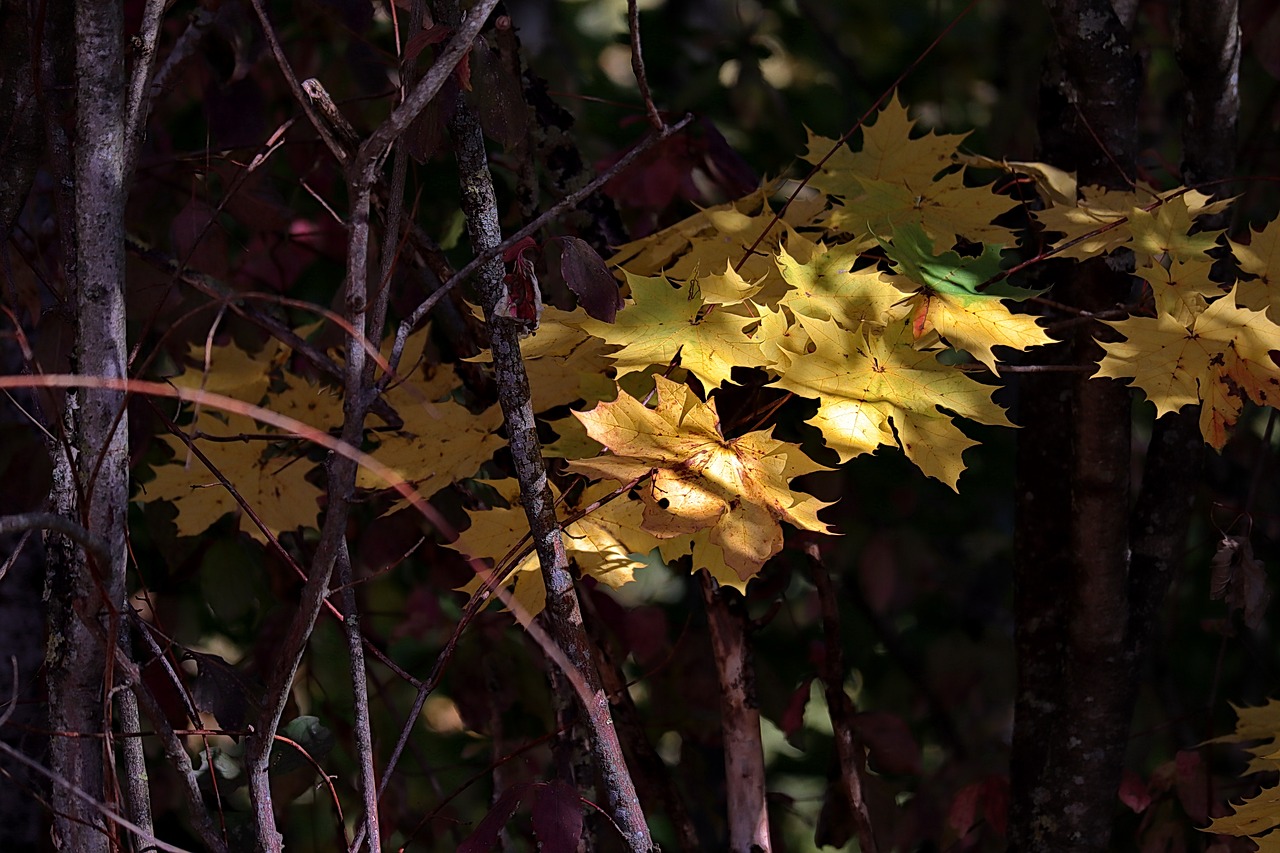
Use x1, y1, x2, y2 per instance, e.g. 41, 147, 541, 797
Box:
43, 0, 135, 849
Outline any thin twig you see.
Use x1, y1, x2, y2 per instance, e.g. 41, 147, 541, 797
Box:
383, 113, 695, 383
246, 0, 349, 165
147, 8, 216, 108
0, 513, 111, 566
115, 648, 228, 853
336, 540, 382, 853
0, 739, 194, 853
699, 572, 771, 852
123, 0, 168, 183
806, 544, 877, 853
626, 0, 664, 130
442, 18, 653, 844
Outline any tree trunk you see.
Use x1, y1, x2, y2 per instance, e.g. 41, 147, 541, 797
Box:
1011, 1, 1142, 849
43, 0, 135, 848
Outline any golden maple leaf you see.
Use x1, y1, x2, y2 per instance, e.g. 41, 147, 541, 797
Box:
567, 375, 831, 583
770, 318, 1015, 489
578, 273, 769, 389
801, 93, 1019, 251
1095, 287, 1280, 448
775, 241, 912, 336
1034, 186, 1227, 263
449, 480, 660, 617
1137, 258, 1223, 326
1231, 218, 1280, 324
609, 187, 826, 299
147, 412, 322, 543
1200, 700, 1280, 848
468, 306, 615, 413
146, 342, 324, 541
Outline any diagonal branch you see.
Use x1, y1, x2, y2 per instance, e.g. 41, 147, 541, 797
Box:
439, 3, 653, 845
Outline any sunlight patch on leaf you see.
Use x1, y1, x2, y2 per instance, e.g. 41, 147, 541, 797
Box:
567, 375, 832, 583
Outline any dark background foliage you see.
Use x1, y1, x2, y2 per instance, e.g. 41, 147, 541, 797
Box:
5, 0, 1280, 850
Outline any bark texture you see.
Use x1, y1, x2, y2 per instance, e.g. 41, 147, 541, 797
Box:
42, 0, 133, 848
700, 574, 771, 853
1012, 1, 1142, 850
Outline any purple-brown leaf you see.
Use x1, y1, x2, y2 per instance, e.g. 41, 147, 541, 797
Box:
531, 780, 583, 852
559, 236, 623, 323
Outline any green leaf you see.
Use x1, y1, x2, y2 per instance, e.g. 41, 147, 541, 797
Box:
877, 222, 1036, 301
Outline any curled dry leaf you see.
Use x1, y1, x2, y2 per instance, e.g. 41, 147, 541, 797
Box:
1210, 534, 1271, 631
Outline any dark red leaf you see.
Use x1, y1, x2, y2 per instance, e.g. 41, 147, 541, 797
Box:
171, 199, 229, 278
457, 783, 533, 853
981, 776, 1010, 836
780, 678, 813, 738
1174, 749, 1209, 824
531, 780, 583, 852
456, 48, 472, 92
946, 781, 982, 837
406, 86, 458, 164
558, 236, 623, 322
1242, 0, 1280, 78
1119, 770, 1153, 814
696, 116, 760, 199
496, 238, 542, 330
503, 236, 539, 265
404, 23, 452, 62
852, 711, 922, 776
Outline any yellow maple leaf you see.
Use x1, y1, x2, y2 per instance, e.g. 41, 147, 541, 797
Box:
957, 154, 1078, 207
448, 480, 660, 616
1200, 701, 1280, 848
146, 413, 322, 543
770, 318, 1015, 489
1231, 218, 1280, 324
657, 529, 749, 592
609, 187, 825, 300
358, 327, 504, 497
469, 306, 615, 413
579, 273, 769, 389
1095, 287, 1280, 448
567, 375, 831, 583
776, 242, 912, 336
801, 94, 1019, 250
1035, 186, 1226, 263
171, 339, 284, 403
1137, 258, 1222, 326
1127, 195, 1223, 261
901, 291, 1053, 375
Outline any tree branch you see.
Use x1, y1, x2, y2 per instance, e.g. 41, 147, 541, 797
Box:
438, 1, 653, 843
699, 572, 771, 853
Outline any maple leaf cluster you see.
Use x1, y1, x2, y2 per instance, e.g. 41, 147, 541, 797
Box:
138, 94, 1280, 616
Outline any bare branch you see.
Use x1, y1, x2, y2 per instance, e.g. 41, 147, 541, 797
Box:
699, 572, 771, 852
0, 513, 110, 566
384, 113, 695, 382
246, 0, 350, 164
353, 0, 504, 181
336, 540, 382, 853
123, 0, 168, 183
626, 0, 664, 130
806, 546, 877, 853
0, 739, 194, 853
